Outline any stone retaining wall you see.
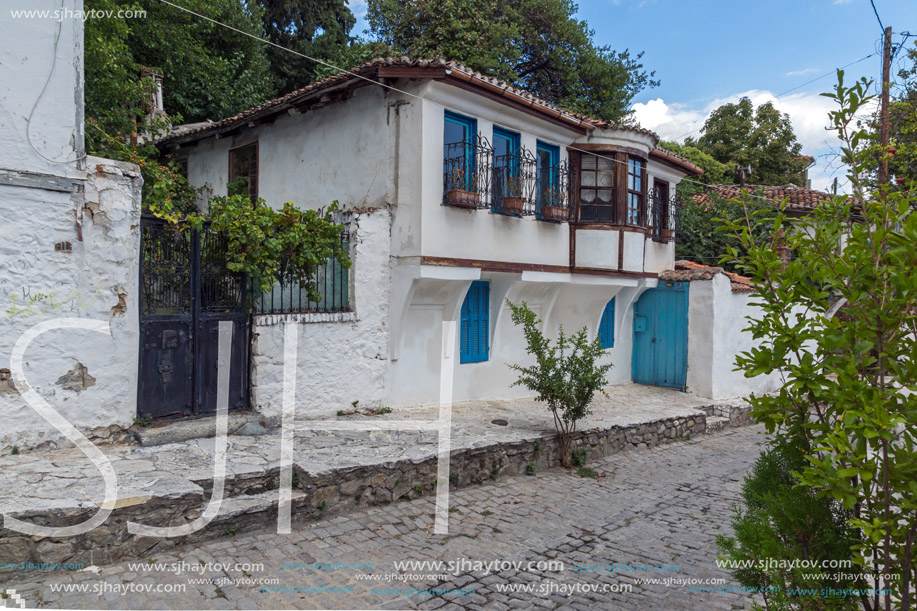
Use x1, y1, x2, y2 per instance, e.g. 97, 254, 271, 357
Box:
1, 411, 726, 572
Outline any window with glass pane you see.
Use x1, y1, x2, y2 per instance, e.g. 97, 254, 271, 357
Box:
626, 157, 646, 225
493, 127, 521, 206
535, 142, 559, 210
579, 153, 614, 222
444, 111, 476, 191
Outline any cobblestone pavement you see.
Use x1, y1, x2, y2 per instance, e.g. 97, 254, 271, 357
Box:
2, 425, 766, 610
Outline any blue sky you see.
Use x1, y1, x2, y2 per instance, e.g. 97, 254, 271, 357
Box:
351, 0, 916, 191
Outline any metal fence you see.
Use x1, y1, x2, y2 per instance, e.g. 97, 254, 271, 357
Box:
252, 231, 351, 314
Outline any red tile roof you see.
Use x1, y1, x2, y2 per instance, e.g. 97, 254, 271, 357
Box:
659, 260, 755, 293
158, 57, 660, 146
692, 184, 852, 213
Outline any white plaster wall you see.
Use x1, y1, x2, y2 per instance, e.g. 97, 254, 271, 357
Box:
183, 86, 394, 212
686, 274, 783, 400
574, 230, 619, 270
249, 209, 391, 418
0, 157, 143, 449
686, 279, 716, 398
621, 232, 646, 272
415, 83, 575, 266
0, 0, 84, 178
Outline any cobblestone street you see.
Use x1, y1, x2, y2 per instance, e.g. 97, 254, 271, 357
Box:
2, 425, 766, 610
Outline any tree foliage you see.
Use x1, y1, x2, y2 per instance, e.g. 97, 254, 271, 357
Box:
507, 301, 612, 468
717, 446, 862, 611
720, 72, 917, 610
366, 0, 657, 122
687, 97, 808, 187
258, 0, 357, 94
208, 196, 350, 295
887, 41, 917, 190
85, 0, 274, 147
675, 190, 775, 273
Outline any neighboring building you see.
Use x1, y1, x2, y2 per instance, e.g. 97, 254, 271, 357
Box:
157, 57, 708, 418
0, 2, 142, 449
693, 183, 841, 216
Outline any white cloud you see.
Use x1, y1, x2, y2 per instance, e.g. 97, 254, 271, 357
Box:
632, 89, 877, 192
348, 0, 367, 18
785, 67, 820, 77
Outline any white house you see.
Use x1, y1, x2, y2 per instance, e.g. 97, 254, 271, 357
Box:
157, 57, 709, 421
0, 1, 142, 450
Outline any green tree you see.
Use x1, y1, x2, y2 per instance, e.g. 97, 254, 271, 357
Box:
84, 0, 273, 146
659, 140, 730, 196
717, 446, 862, 611
720, 72, 917, 610
675, 190, 774, 273
888, 41, 917, 189
366, 0, 657, 122
507, 301, 612, 468
687, 97, 808, 186
256, 0, 357, 94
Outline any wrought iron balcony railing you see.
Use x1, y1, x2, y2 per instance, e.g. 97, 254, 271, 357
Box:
648, 187, 681, 242
443, 135, 493, 210
444, 137, 575, 222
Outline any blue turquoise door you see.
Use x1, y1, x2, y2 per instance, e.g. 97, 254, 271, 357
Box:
632, 282, 689, 389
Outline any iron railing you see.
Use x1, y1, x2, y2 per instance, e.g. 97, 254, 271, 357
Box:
444, 136, 575, 222
252, 230, 351, 314
443, 135, 493, 209
647, 188, 681, 242
534, 158, 575, 223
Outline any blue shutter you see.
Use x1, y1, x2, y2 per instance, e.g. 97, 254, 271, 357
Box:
460, 281, 490, 363
599, 297, 615, 349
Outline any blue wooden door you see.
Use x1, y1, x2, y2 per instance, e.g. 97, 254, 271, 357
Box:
632, 283, 689, 389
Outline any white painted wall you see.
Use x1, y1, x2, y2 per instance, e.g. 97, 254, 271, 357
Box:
249, 209, 391, 418
686, 274, 783, 400
0, 0, 84, 179
183, 86, 394, 212
0, 158, 143, 450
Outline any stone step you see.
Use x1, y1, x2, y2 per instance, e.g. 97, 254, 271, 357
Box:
706, 416, 730, 432
135, 412, 267, 447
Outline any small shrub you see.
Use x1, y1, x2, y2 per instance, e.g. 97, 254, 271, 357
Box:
337, 410, 346, 416
133, 414, 153, 427
224, 525, 236, 537
379, 407, 393, 414
571, 446, 590, 468
577, 466, 596, 479
533, 439, 542, 456
11, 446, 19, 456
509, 301, 612, 468
525, 462, 536, 476
413, 484, 424, 494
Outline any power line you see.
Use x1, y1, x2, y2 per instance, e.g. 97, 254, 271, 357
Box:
869, 0, 885, 34
152, 0, 862, 204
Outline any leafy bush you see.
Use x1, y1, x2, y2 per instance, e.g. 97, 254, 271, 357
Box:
508, 301, 612, 468
716, 446, 862, 610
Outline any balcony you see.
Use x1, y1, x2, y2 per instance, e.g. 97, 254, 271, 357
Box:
443, 137, 575, 222
647, 187, 681, 243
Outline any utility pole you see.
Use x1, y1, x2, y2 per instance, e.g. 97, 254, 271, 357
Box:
878, 25, 893, 187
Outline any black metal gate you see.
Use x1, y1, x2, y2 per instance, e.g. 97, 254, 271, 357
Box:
138, 216, 250, 420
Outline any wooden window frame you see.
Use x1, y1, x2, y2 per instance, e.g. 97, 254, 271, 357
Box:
575, 151, 616, 223
228, 142, 259, 201
626, 156, 647, 226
